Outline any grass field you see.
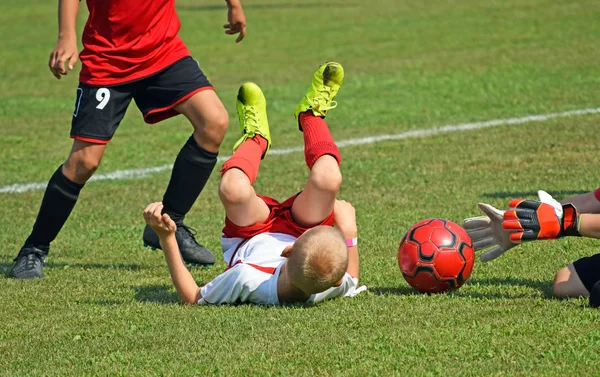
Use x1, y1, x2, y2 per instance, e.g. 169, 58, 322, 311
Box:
2, 0, 600, 375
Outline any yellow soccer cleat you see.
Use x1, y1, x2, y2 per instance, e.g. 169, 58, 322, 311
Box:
294, 62, 344, 129
233, 82, 272, 157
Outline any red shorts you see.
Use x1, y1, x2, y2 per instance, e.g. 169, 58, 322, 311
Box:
222, 194, 335, 239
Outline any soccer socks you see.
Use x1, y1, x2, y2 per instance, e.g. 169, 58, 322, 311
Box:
299, 112, 341, 169
25, 165, 85, 247
220, 136, 268, 184
162, 135, 218, 224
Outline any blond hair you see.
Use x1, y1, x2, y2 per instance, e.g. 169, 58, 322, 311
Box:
288, 226, 348, 294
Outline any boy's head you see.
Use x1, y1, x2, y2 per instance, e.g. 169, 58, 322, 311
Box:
284, 226, 348, 295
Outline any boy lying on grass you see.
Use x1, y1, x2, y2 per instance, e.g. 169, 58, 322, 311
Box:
144, 63, 365, 305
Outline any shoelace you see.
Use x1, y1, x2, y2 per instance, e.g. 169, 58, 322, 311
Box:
15, 250, 46, 269
243, 107, 261, 136
312, 86, 338, 112
178, 224, 198, 240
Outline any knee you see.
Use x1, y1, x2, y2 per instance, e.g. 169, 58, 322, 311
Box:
195, 109, 229, 147
309, 161, 342, 194
553, 265, 588, 298
219, 171, 253, 205
64, 152, 102, 183
553, 267, 571, 297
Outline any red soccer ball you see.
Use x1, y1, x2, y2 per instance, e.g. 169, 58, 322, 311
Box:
398, 218, 475, 293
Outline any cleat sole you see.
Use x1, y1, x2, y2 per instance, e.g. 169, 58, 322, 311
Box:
186, 262, 215, 267
143, 242, 158, 251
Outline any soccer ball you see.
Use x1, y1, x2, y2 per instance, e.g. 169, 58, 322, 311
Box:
398, 218, 474, 293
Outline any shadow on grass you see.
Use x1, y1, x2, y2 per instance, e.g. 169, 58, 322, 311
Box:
133, 284, 182, 304
372, 277, 555, 299
0, 262, 143, 277
133, 284, 327, 308
371, 286, 419, 296
178, 3, 354, 11
481, 190, 588, 199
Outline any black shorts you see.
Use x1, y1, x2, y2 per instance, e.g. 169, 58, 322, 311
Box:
572, 253, 600, 292
70, 56, 212, 144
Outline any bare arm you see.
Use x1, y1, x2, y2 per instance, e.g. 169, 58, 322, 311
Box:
58, 0, 79, 40
333, 200, 360, 282
143, 202, 202, 305
578, 213, 600, 239
49, 0, 80, 79
159, 235, 202, 305
561, 191, 600, 214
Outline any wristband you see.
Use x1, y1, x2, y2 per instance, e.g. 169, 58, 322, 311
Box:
346, 237, 358, 247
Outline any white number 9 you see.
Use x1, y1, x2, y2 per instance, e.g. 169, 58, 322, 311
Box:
96, 88, 110, 110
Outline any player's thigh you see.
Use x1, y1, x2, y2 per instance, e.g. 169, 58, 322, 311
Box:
67, 83, 132, 182
291, 187, 336, 228
175, 89, 229, 134
134, 57, 227, 148
553, 264, 589, 298
219, 169, 270, 227
291, 156, 340, 227
71, 83, 134, 144
556, 252, 600, 297
224, 195, 271, 228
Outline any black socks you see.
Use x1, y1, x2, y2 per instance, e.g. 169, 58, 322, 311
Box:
162, 135, 218, 224
25, 165, 84, 247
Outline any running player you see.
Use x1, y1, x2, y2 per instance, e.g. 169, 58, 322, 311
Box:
11, 0, 248, 279
463, 189, 600, 308
144, 63, 366, 305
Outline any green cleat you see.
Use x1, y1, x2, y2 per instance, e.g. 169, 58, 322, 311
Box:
233, 82, 272, 158
294, 62, 344, 129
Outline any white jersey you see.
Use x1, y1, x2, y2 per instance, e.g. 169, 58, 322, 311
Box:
198, 232, 366, 305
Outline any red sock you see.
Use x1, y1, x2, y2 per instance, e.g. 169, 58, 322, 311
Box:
594, 187, 600, 202
220, 136, 268, 184
299, 112, 341, 169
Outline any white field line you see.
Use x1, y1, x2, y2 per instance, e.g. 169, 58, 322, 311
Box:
2, 107, 599, 195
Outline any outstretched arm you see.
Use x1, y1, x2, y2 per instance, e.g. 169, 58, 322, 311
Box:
463, 190, 600, 262
334, 200, 359, 281
577, 214, 600, 238
560, 190, 600, 214
143, 202, 202, 305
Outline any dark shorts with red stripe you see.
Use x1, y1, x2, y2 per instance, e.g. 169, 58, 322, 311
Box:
222, 194, 335, 239
70, 56, 213, 144
573, 253, 600, 293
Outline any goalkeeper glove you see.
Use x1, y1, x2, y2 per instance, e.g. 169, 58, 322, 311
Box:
463, 203, 516, 262
502, 190, 581, 242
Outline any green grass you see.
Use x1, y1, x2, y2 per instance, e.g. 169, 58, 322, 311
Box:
1, 0, 600, 375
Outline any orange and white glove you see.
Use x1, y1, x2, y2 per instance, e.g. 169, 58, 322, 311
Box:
503, 190, 580, 242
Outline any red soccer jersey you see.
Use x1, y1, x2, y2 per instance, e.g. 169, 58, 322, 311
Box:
79, 0, 190, 86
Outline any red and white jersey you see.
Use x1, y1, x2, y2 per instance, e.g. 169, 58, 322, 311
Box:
79, 0, 190, 85
198, 233, 366, 305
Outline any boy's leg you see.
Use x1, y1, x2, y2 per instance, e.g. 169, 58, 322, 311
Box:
553, 264, 589, 297
554, 253, 600, 298
290, 62, 344, 227
163, 90, 227, 225
291, 116, 342, 227
136, 58, 227, 265
12, 83, 132, 279
219, 82, 272, 226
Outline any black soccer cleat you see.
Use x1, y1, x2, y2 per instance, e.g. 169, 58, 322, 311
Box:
143, 224, 216, 266
10, 244, 49, 279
